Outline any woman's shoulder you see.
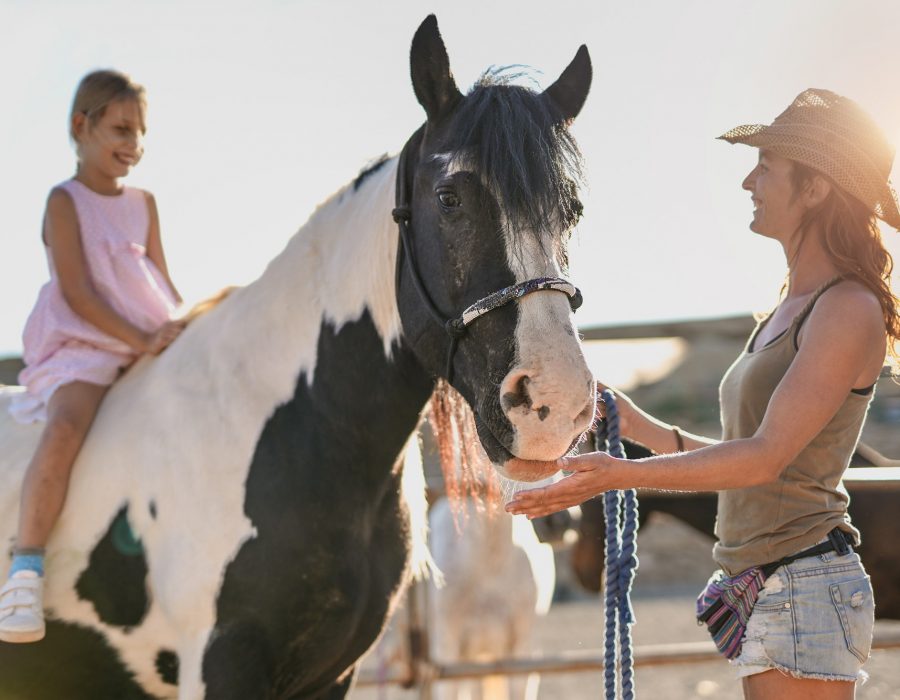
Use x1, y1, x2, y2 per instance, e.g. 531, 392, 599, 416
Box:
822, 278, 882, 312
808, 278, 885, 337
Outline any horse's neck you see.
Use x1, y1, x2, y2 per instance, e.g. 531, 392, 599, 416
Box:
245, 156, 401, 365
184, 158, 405, 411
646, 494, 717, 537
210, 156, 436, 478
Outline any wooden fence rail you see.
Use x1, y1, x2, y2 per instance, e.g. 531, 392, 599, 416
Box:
357, 628, 900, 687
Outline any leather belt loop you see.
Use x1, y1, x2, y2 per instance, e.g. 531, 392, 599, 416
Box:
828, 527, 852, 556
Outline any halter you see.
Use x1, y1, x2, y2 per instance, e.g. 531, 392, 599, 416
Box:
392, 128, 583, 383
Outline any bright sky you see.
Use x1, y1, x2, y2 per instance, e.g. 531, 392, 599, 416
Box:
2, 0, 899, 357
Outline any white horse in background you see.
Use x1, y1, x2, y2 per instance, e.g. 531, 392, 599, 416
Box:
428, 490, 555, 700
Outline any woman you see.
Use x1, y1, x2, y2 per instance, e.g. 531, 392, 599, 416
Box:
506, 89, 899, 698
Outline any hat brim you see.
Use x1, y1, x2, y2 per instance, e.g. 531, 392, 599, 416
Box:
717, 123, 770, 145
718, 124, 900, 230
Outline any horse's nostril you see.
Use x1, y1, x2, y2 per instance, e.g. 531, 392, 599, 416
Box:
500, 372, 533, 412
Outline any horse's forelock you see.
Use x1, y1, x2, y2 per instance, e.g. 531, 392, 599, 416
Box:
446, 70, 585, 255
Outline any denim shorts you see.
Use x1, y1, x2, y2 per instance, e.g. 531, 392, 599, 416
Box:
733, 547, 875, 681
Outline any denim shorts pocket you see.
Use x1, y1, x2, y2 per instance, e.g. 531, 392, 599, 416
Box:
830, 576, 875, 663
753, 569, 791, 612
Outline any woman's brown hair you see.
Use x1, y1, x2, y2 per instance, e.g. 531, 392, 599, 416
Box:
791, 161, 900, 373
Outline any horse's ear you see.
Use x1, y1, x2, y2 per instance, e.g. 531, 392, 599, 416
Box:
410, 15, 463, 123
543, 45, 592, 122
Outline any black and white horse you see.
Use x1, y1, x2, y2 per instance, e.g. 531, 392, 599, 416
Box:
0, 16, 594, 700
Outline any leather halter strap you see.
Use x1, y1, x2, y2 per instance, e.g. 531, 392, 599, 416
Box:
393, 128, 583, 382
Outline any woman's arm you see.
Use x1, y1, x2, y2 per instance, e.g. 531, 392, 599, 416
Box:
608, 386, 717, 454
144, 191, 183, 304
507, 285, 885, 517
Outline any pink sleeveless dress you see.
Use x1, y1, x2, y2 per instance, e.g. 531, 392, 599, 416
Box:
9, 179, 178, 423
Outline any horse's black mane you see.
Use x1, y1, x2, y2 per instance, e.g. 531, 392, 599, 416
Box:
452, 69, 585, 245
354, 154, 391, 191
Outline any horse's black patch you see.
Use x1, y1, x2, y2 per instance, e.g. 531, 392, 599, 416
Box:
75, 506, 149, 627
353, 154, 391, 191
0, 620, 154, 699
502, 376, 533, 411
155, 649, 179, 685
148, 500, 157, 520
204, 311, 432, 697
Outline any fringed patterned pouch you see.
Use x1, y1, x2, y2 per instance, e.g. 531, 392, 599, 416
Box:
695, 565, 775, 659
696, 529, 852, 659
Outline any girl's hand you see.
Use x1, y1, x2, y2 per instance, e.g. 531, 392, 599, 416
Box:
504, 452, 617, 518
143, 320, 186, 355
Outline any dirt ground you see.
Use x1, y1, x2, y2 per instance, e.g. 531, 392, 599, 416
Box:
355, 513, 900, 700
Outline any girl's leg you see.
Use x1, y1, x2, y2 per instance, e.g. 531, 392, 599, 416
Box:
16, 381, 110, 549
743, 670, 856, 700
0, 381, 108, 643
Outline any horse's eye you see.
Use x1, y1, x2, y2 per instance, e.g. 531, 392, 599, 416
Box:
437, 190, 461, 209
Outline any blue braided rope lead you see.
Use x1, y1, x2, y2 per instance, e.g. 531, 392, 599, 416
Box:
602, 488, 622, 698
596, 389, 639, 700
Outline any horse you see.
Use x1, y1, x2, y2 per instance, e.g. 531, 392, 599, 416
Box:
0, 15, 595, 699
572, 441, 900, 620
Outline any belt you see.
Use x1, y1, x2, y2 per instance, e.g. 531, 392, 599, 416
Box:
760, 527, 855, 577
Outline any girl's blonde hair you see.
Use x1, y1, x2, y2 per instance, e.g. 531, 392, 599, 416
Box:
69, 70, 147, 142
791, 161, 900, 373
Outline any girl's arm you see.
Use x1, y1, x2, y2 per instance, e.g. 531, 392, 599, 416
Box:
143, 191, 182, 304
46, 188, 154, 353
507, 283, 885, 516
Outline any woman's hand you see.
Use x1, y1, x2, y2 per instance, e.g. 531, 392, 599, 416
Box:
596, 381, 638, 437
142, 320, 186, 355
505, 452, 618, 518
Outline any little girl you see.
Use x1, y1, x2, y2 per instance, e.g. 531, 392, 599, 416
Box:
0, 70, 184, 643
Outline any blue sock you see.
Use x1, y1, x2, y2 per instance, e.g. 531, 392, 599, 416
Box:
9, 551, 45, 578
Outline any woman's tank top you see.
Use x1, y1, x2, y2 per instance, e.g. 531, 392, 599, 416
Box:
714, 279, 871, 575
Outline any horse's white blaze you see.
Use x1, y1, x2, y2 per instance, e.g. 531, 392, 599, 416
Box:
0, 158, 402, 698
502, 228, 594, 461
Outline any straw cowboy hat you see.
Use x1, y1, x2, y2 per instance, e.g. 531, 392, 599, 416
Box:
719, 88, 900, 230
